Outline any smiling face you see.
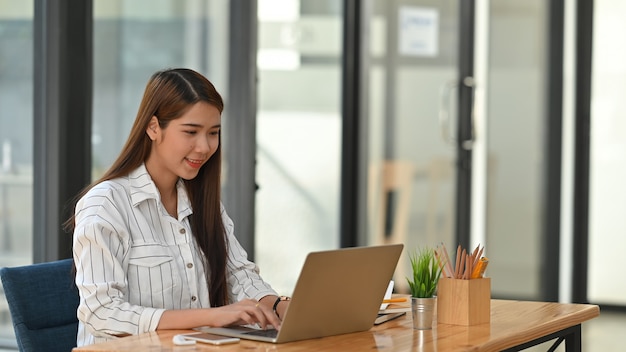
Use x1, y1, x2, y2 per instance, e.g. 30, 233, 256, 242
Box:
145, 101, 221, 191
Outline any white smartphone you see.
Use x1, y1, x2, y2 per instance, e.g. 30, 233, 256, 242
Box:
179, 332, 240, 345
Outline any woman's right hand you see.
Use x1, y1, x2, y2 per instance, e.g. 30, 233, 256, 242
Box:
157, 298, 282, 331
209, 299, 282, 330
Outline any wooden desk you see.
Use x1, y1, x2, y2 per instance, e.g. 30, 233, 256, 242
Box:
73, 299, 599, 352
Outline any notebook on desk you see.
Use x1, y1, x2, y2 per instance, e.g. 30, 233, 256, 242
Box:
196, 244, 403, 344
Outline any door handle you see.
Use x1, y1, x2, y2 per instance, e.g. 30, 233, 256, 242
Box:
461, 76, 476, 151
438, 77, 476, 150
438, 80, 458, 146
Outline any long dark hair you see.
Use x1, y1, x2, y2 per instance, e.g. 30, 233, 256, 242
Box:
66, 68, 229, 307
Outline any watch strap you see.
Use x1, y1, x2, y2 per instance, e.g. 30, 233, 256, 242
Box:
273, 295, 290, 318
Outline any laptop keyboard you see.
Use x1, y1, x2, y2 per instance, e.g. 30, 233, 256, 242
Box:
243, 329, 278, 338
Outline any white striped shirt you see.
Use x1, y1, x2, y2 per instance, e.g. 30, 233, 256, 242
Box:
72, 164, 276, 346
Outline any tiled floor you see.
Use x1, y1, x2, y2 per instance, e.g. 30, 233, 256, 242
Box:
518, 309, 625, 352
581, 310, 625, 351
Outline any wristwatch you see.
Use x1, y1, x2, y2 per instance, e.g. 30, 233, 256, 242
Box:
273, 295, 291, 318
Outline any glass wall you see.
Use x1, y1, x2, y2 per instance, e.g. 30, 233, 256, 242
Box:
361, 0, 552, 299
0, 1, 33, 346
485, 1, 549, 300
588, 0, 626, 306
92, 0, 229, 179
254, 0, 343, 295
362, 0, 458, 293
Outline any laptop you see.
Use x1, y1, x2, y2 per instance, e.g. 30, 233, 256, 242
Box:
195, 244, 403, 343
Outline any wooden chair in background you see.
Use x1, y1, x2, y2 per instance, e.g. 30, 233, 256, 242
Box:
369, 158, 455, 293
369, 160, 415, 293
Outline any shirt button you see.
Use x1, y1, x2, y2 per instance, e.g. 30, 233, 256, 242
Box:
191, 296, 197, 302
187, 263, 193, 269
179, 228, 186, 234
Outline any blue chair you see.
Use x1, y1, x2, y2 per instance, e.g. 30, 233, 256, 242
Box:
0, 259, 79, 352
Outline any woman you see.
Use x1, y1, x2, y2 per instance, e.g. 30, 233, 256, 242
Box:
69, 68, 289, 346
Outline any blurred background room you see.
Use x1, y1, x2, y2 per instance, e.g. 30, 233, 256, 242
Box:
0, 0, 625, 350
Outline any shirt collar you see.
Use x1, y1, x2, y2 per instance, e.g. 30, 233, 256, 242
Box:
129, 164, 193, 219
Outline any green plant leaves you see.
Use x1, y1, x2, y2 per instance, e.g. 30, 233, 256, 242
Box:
406, 248, 443, 298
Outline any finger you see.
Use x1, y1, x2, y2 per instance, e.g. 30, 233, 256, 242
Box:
242, 299, 280, 329
251, 302, 268, 329
259, 304, 281, 329
237, 301, 267, 329
268, 314, 282, 330
233, 311, 257, 328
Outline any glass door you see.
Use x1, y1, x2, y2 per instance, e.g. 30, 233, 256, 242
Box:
362, 0, 460, 293
484, 0, 552, 300
362, 0, 555, 300
0, 1, 33, 347
92, 0, 230, 179
254, 0, 344, 295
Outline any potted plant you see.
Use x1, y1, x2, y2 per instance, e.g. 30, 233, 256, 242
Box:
406, 247, 443, 329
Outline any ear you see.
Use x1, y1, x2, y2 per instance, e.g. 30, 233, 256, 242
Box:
146, 116, 159, 140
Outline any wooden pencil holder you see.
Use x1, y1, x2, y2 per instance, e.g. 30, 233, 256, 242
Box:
437, 277, 491, 326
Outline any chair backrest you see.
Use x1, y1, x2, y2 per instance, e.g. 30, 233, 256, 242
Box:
0, 259, 79, 352
369, 160, 415, 293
